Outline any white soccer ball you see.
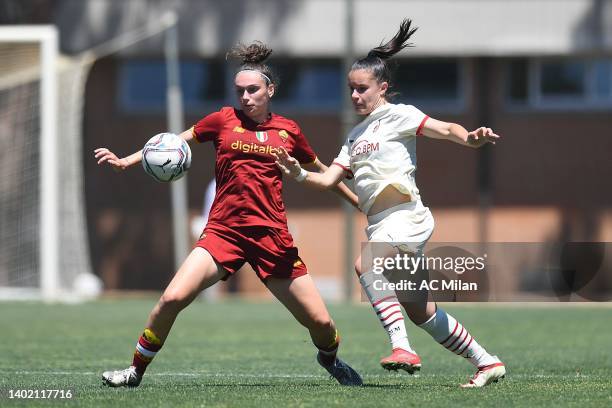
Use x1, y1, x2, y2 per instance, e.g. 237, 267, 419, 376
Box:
72, 272, 103, 299
142, 133, 192, 182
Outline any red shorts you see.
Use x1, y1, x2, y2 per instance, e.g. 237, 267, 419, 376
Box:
195, 224, 308, 281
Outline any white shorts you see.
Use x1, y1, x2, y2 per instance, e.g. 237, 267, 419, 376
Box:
366, 200, 435, 254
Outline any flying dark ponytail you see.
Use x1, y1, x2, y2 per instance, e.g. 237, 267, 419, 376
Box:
351, 19, 417, 98
367, 19, 417, 60
227, 41, 277, 85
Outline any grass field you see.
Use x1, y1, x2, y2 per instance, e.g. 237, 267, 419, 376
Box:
1, 300, 611, 407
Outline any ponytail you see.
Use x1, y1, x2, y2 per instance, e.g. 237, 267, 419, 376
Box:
351, 19, 418, 99
367, 19, 417, 60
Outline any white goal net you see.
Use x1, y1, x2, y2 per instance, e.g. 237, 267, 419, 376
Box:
0, 26, 95, 301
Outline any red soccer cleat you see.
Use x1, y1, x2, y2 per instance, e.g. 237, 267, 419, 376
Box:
380, 348, 422, 374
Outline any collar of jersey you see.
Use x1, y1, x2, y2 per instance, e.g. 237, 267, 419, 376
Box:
355, 103, 392, 131
235, 108, 274, 130
368, 102, 392, 119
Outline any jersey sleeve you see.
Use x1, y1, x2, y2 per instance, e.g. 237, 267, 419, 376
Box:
331, 139, 353, 179
192, 110, 225, 143
291, 128, 317, 165
396, 105, 430, 137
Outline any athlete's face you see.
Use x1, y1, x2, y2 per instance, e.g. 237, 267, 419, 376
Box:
348, 69, 388, 115
234, 71, 275, 122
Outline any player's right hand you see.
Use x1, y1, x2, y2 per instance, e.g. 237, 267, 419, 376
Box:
94, 148, 129, 172
273, 147, 302, 178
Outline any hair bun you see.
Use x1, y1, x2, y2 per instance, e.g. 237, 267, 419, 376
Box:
227, 41, 273, 64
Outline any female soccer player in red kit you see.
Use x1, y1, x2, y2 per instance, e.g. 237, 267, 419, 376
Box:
95, 42, 362, 387
275, 20, 506, 388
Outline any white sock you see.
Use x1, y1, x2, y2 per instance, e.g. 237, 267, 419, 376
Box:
418, 307, 496, 367
359, 271, 414, 353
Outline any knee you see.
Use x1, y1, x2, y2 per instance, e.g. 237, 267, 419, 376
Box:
354, 258, 363, 277
158, 290, 191, 312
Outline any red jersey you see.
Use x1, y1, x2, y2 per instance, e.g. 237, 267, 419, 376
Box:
192, 107, 317, 229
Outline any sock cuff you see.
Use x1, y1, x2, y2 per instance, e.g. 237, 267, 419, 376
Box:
143, 328, 162, 345
358, 270, 377, 286
418, 306, 442, 330
138, 336, 162, 353
317, 329, 340, 353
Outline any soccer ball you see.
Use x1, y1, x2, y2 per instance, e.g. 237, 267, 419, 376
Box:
142, 133, 191, 182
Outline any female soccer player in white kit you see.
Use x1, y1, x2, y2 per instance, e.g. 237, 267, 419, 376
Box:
274, 19, 505, 388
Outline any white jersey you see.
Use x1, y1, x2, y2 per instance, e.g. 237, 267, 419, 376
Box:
333, 103, 429, 215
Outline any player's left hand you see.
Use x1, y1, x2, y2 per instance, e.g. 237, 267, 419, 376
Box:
467, 127, 500, 147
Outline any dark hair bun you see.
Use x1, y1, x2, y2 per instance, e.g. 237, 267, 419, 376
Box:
227, 41, 273, 64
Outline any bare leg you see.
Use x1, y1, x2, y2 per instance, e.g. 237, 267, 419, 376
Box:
265, 274, 336, 348
397, 256, 436, 325
400, 299, 437, 325
146, 247, 226, 342
103, 247, 227, 387
265, 274, 363, 386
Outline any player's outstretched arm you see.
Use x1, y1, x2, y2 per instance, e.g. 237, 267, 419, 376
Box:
273, 147, 346, 190
94, 129, 195, 172
421, 117, 500, 148
305, 159, 359, 208
94, 147, 140, 172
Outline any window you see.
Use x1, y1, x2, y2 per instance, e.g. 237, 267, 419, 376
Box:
540, 61, 586, 99
119, 58, 343, 114
506, 60, 529, 104
594, 61, 612, 100
393, 59, 466, 111
505, 58, 612, 109
119, 59, 226, 113
272, 59, 342, 112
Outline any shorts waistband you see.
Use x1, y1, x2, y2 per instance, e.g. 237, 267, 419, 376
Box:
367, 201, 418, 225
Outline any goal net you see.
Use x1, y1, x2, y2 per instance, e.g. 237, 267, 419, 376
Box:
0, 26, 95, 301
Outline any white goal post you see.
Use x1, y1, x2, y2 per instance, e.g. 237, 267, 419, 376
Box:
0, 16, 185, 302
0, 26, 60, 300
0, 25, 104, 301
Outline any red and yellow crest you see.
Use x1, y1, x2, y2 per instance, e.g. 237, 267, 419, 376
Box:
278, 130, 289, 143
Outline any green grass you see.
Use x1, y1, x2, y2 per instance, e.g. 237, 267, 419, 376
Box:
1, 300, 611, 407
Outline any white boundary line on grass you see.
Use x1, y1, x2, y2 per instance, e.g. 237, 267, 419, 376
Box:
10, 371, 592, 379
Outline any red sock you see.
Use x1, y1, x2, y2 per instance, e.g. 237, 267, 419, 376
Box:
132, 329, 163, 375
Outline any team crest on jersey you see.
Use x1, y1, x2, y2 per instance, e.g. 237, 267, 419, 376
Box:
255, 131, 268, 143
233, 126, 246, 133
278, 130, 289, 143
